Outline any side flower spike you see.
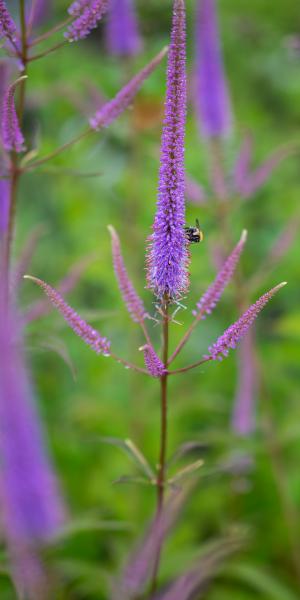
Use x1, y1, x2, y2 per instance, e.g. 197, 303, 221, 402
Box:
105, 0, 142, 57
108, 226, 148, 323
147, 0, 188, 301
139, 345, 166, 378
90, 46, 168, 130
0, 1, 17, 44
194, 0, 232, 138
193, 230, 247, 319
24, 275, 111, 356
65, 0, 109, 42
1, 77, 27, 153
206, 282, 287, 361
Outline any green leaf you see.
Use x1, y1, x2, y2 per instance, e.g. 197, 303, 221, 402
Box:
94, 436, 155, 480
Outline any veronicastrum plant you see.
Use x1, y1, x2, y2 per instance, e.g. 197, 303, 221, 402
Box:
21, 0, 286, 594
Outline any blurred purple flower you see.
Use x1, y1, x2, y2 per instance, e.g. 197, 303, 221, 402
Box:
0, 178, 9, 234
0, 1, 17, 44
28, 0, 52, 28
185, 175, 207, 205
194, 0, 232, 138
193, 230, 247, 319
139, 344, 166, 378
233, 133, 253, 195
267, 214, 300, 266
206, 282, 286, 361
234, 142, 293, 199
113, 490, 184, 599
0, 293, 64, 596
109, 225, 148, 323
147, 0, 188, 300
153, 536, 242, 600
232, 328, 257, 436
66, 0, 109, 42
24, 275, 111, 355
1, 77, 26, 153
90, 46, 167, 130
106, 0, 142, 57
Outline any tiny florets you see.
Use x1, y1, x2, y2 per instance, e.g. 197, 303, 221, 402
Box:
65, 0, 109, 42
24, 276, 111, 356
147, 0, 188, 301
206, 282, 287, 360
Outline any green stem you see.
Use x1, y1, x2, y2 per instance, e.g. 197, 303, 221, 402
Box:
5, 0, 28, 278
24, 129, 92, 170
150, 299, 169, 594
29, 18, 72, 46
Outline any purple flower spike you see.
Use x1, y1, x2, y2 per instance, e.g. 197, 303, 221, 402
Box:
207, 282, 287, 361
232, 329, 257, 436
90, 46, 168, 130
1, 77, 27, 153
65, 0, 109, 42
194, 230, 247, 319
147, 0, 188, 301
0, 294, 64, 596
194, 0, 232, 138
106, 0, 142, 57
139, 345, 166, 378
68, 0, 90, 16
24, 275, 111, 356
108, 225, 148, 323
0, 1, 17, 44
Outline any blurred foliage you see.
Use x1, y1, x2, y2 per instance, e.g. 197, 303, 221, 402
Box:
2, 0, 300, 598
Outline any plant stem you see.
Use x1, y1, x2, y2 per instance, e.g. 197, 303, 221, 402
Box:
4, 0, 28, 278
30, 18, 73, 46
29, 41, 68, 62
24, 129, 92, 170
150, 298, 169, 594
168, 356, 212, 375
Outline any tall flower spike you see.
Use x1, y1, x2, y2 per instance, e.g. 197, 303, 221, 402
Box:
108, 226, 147, 323
0, 1, 17, 44
1, 77, 27, 153
0, 292, 64, 597
65, 0, 109, 42
24, 275, 111, 356
194, 0, 232, 138
147, 0, 188, 300
90, 47, 168, 130
105, 0, 142, 57
206, 282, 287, 361
139, 345, 166, 378
193, 230, 247, 318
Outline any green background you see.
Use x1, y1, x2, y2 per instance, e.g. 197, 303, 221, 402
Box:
3, 0, 300, 597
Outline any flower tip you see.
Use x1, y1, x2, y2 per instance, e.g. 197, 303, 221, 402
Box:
279, 281, 288, 288
23, 274, 38, 282
107, 224, 116, 237
240, 229, 248, 243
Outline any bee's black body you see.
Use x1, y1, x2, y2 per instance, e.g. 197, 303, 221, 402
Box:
184, 219, 204, 244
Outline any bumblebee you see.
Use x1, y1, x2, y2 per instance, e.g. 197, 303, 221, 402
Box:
184, 218, 204, 244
